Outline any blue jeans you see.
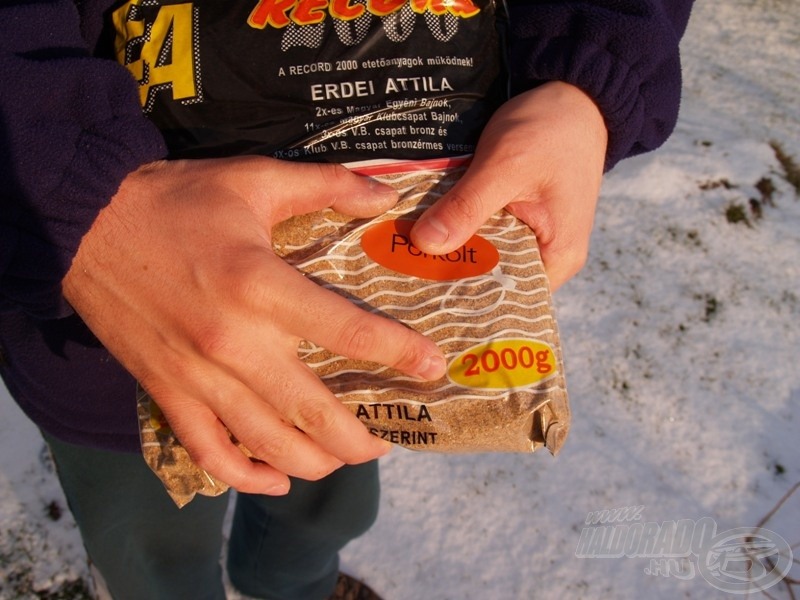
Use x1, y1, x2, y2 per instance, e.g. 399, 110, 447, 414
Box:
44, 434, 380, 600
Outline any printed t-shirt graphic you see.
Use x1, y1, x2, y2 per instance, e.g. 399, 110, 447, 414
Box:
111, 0, 506, 160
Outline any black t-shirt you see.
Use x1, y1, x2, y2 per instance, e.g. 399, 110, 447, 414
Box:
110, 0, 507, 161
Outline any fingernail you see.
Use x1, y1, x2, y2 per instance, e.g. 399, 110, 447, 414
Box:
413, 216, 449, 248
267, 483, 290, 495
368, 177, 397, 198
418, 355, 447, 380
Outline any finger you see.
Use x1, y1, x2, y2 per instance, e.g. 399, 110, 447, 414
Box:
222, 158, 399, 221
201, 249, 447, 380
161, 398, 293, 495
261, 258, 447, 380
223, 359, 392, 468
154, 358, 391, 486
506, 200, 593, 292
157, 352, 390, 478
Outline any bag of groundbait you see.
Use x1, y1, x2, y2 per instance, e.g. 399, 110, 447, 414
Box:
272, 156, 570, 454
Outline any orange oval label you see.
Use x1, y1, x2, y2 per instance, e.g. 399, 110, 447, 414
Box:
448, 338, 558, 390
361, 219, 499, 280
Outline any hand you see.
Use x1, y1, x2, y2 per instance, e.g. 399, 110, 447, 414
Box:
63, 157, 447, 495
410, 81, 608, 291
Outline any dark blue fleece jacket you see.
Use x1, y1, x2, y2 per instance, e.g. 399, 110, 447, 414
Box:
0, 0, 694, 452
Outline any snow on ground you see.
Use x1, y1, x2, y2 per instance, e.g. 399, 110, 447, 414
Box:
2, 1, 799, 598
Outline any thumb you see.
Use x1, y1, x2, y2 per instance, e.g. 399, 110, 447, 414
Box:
409, 159, 526, 254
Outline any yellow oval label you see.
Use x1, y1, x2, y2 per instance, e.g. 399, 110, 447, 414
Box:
361, 219, 499, 280
447, 339, 558, 390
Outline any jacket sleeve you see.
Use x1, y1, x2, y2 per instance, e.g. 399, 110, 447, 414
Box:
0, 0, 167, 319
506, 0, 695, 170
